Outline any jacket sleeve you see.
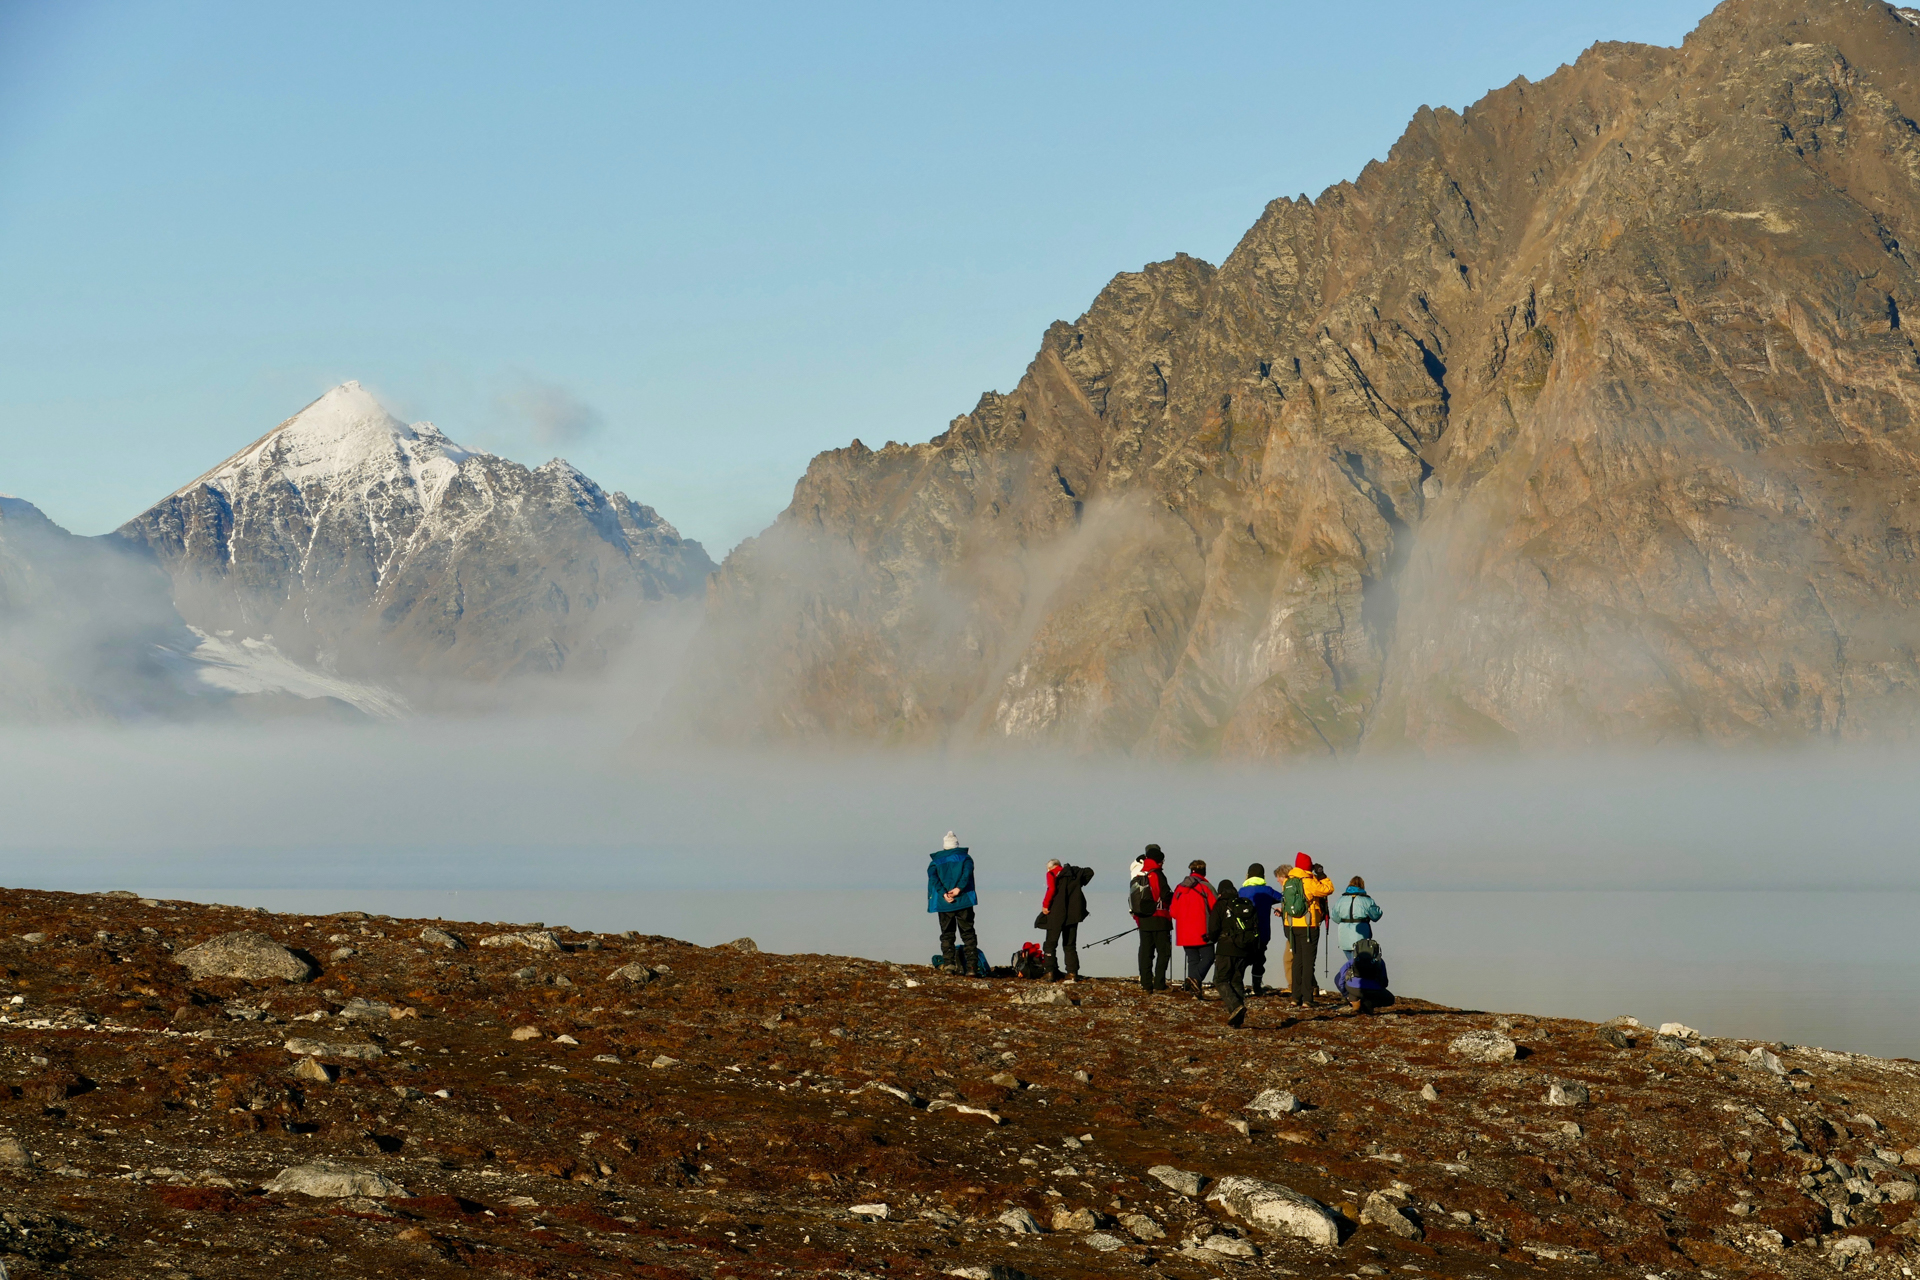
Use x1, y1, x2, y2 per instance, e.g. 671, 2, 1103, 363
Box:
1367, 898, 1383, 922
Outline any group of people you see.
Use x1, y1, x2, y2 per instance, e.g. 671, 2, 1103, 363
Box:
926, 834, 1393, 1025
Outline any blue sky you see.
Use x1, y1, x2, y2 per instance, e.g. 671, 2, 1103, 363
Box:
0, 0, 1714, 554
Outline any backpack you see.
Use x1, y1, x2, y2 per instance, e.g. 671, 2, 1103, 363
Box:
1011, 942, 1048, 979
1129, 872, 1163, 917
1281, 874, 1309, 921
1219, 895, 1259, 950
1353, 937, 1382, 962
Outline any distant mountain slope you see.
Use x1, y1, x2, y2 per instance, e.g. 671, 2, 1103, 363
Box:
117, 382, 715, 682
678, 0, 1920, 754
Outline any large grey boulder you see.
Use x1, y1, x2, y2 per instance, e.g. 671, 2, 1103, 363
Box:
1246, 1088, 1303, 1117
176, 932, 314, 983
1448, 1030, 1518, 1063
1361, 1191, 1423, 1239
1205, 1175, 1341, 1246
264, 1161, 406, 1198
1148, 1165, 1207, 1197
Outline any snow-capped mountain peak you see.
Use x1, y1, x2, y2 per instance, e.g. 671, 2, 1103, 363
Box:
176, 381, 486, 515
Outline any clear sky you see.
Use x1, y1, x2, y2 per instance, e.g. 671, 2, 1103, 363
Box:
0, 0, 1715, 554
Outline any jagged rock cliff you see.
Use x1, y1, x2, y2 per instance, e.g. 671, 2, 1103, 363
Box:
118, 383, 715, 684
683, 0, 1920, 755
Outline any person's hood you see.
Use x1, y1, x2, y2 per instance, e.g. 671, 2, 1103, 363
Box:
1073, 865, 1096, 885
1216, 879, 1240, 898
1342, 885, 1368, 895
1286, 866, 1308, 878
1242, 876, 1267, 886
1178, 873, 1210, 890
931, 846, 969, 859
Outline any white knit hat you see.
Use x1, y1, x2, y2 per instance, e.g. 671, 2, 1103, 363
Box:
942, 831, 959, 849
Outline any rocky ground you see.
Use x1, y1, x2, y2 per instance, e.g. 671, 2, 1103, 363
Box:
0, 886, 1916, 1279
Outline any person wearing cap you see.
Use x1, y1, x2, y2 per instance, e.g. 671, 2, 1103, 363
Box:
1130, 844, 1174, 993
1170, 858, 1218, 996
927, 831, 979, 977
1279, 852, 1333, 1005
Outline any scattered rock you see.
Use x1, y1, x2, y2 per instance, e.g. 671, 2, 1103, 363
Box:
418, 927, 464, 950
1745, 1046, 1787, 1074
339, 997, 398, 1021
1148, 1165, 1207, 1197
176, 931, 315, 983
1120, 1212, 1164, 1240
480, 931, 562, 952
1246, 1088, 1302, 1117
0, 1132, 34, 1168
1051, 1206, 1098, 1231
329, 948, 356, 961
651, 1055, 680, 1069
608, 963, 656, 985
997, 1206, 1042, 1234
283, 1038, 382, 1060
392, 1085, 424, 1100
554, 1034, 578, 1045
264, 1162, 406, 1198
1011, 986, 1071, 1006
292, 1058, 337, 1083
1658, 1022, 1701, 1040
1361, 1190, 1423, 1239
1203, 1233, 1259, 1257
849, 1202, 888, 1219
1594, 1025, 1633, 1048
1547, 1080, 1590, 1107
1419, 1082, 1440, 1101
1084, 1231, 1129, 1251
987, 1072, 1023, 1089
593, 1054, 621, 1064
720, 937, 759, 953
1307, 1049, 1334, 1066
1205, 1175, 1341, 1246
19, 932, 46, 944
510, 1026, 542, 1041
1448, 1030, 1518, 1063
1904, 1148, 1920, 1167
1830, 1236, 1873, 1258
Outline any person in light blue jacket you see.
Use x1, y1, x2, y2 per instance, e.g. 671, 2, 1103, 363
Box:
927, 831, 979, 976
1332, 876, 1382, 961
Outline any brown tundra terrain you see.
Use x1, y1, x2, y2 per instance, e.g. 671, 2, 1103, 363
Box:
0, 886, 1915, 1279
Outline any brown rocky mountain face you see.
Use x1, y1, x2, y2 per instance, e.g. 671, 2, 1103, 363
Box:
681, 0, 1920, 756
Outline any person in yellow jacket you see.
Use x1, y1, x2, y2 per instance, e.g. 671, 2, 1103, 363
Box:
1277, 852, 1334, 1002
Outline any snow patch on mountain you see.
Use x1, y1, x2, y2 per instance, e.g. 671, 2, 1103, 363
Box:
171, 628, 409, 719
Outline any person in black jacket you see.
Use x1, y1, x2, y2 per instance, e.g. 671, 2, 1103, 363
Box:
1208, 877, 1258, 1027
1040, 859, 1095, 983
1130, 844, 1174, 993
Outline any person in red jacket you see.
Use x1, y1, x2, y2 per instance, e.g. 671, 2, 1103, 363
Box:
1170, 859, 1219, 996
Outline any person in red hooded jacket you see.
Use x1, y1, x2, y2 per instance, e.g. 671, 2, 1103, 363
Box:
1170, 859, 1219, 996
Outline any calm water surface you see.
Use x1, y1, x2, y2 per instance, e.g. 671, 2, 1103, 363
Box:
116, 884, 1920, 1061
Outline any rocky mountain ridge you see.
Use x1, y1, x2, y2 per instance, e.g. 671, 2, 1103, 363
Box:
681, 0, 1920, 756
116, 382, 715, 686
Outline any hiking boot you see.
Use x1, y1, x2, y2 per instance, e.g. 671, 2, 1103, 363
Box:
1181, 978, 1200, 996
960, 946, 979, 978
1046, 966, 1062, 983
1226, 1005, 1246, 1028
1064, 974, 1081, 984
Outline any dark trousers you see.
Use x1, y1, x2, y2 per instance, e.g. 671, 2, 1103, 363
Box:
938, 907, 978, 969
1044, 920, 1079, 976
1137, 928, 1171, 990
1249, 937, 1271, 991
1183, 943, 1215, 985
1287, 925, 1316, 1006
1219, 954, 1249, 1016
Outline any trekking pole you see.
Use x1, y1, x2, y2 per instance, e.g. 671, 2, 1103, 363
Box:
1083, 926, 1139, 948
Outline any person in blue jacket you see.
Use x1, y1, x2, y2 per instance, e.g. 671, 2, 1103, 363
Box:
928, 831, 979, 976
1237, 863, 1284, 997
1332, 875, 1383, 961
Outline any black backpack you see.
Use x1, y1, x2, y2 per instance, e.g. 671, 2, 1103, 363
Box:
1353, 937, 1383, 962
1129, 871, 1163, 917
1220, 895, 1259, 949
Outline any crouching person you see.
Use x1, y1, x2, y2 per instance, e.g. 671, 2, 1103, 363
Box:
1334, 938, 1394, 1015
